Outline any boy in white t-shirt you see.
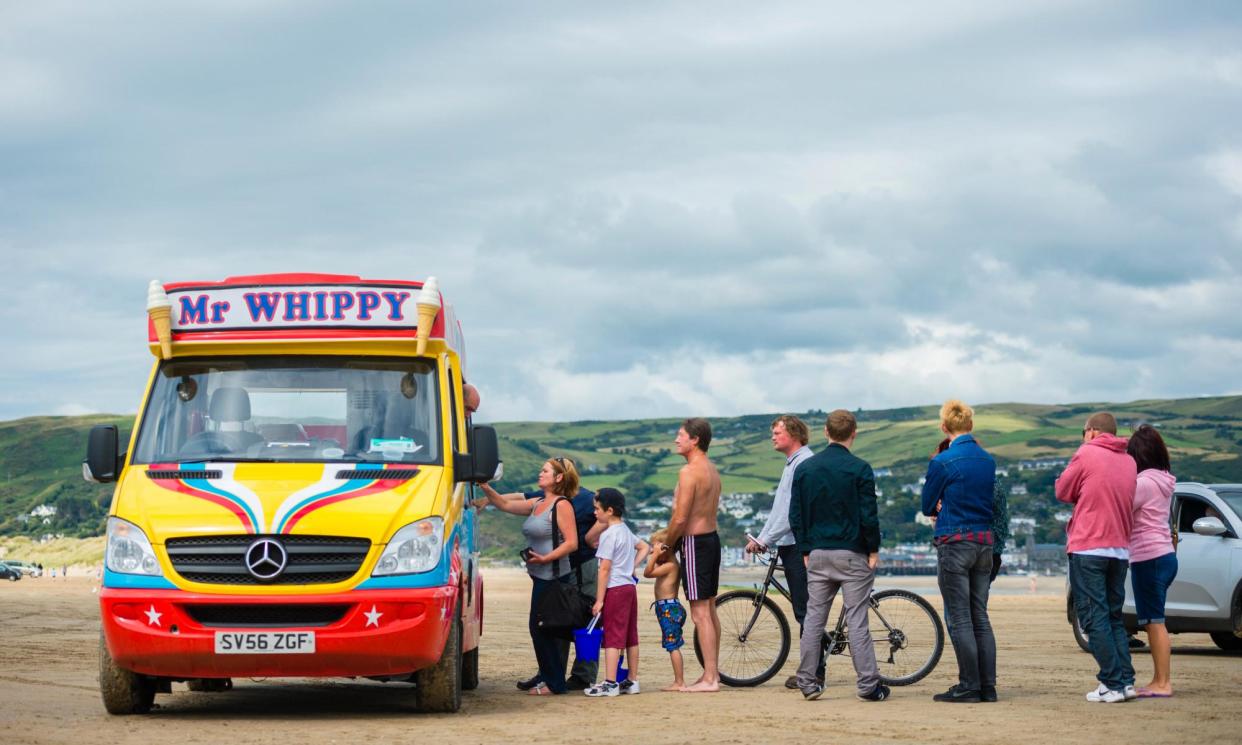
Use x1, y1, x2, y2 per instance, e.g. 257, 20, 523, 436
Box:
585, 488, 650, 697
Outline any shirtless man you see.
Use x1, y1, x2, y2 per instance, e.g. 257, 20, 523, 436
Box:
664, 417, 723, 692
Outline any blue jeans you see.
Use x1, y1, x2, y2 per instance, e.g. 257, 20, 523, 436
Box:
1069, 554, 1135, 691
936, 541, 996, 692
529, 574, 572, 694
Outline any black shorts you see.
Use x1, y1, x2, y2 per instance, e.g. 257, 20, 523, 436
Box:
679, 531, 721, 601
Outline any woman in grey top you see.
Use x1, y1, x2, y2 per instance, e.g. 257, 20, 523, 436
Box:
481, 458, 580, 695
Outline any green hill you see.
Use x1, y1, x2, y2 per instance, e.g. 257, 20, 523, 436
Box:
3, 396, 1240, 558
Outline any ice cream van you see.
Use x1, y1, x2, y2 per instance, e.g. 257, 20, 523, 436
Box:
83, 273, 499, 714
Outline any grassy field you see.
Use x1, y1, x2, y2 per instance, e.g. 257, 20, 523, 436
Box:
2, 396, 1239, 553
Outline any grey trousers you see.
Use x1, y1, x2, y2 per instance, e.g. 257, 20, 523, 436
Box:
796, 549, 879, 695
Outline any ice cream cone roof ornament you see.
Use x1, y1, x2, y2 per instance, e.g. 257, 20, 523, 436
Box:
146, 280, 173, 360
415, 276, 442, 355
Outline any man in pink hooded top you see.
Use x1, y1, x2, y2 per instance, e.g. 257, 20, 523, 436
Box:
1055, 411, 1137, 703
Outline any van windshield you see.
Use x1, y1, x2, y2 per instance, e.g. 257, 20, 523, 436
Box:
131, 356, 441, 465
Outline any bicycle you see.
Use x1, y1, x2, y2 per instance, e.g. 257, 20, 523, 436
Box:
692, 549, 944, 687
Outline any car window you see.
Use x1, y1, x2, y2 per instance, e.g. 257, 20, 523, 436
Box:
1216, 491, 1241, 522
1175, 496, 1213, 533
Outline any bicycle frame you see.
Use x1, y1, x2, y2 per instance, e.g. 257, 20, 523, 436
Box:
737, 553, 790, 642
749, 552, 903, 661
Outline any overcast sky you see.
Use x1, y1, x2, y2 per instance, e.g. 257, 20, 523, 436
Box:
2, 1, 1240, 423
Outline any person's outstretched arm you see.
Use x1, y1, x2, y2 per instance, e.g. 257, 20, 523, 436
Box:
479, 483, 535, 515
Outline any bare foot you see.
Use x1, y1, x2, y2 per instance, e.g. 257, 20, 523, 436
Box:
680, 679, 720, 692
1139, 684, 1174, 696
661, 682, 685, 692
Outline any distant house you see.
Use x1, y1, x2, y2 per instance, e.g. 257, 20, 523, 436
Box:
874, 467, 893, 478
1018, 458, 1068, 471
1009, 517, 1036, 535
1009, 483, 1028, 496
995, 467, 1010, 478
30, 504, 57, 525
1028, 543, 1068, 573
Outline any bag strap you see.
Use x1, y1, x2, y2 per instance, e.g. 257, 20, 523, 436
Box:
548, 497, 571, 571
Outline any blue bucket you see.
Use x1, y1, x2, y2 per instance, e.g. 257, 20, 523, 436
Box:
573, 627, 602, 663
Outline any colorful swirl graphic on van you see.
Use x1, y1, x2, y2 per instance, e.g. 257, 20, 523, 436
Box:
146, 463, 418, 534
271, 464, 420, 534
147, 462, 266, 534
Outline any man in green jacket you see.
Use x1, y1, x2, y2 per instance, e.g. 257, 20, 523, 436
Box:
789, 409, 888, 702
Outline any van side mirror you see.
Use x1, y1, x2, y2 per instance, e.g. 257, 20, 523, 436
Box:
84, 425, 123, 483
453, 425, 501, 484
1192, 516, 1228, 537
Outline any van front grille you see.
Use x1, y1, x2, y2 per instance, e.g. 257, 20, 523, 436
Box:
165, 535, 370, 585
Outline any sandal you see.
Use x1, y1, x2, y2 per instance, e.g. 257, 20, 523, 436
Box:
527, 683, 552, 696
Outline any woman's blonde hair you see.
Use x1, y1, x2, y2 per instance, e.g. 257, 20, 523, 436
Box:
547, 457, 580, 497
940, 399, 974, 435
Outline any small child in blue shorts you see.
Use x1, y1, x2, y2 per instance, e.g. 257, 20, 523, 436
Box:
643, 528, 686, 691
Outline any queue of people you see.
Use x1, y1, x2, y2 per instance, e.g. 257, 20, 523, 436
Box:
476, 402, 1180, 704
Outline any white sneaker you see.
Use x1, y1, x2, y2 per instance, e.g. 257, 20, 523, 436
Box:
1086, 684, 1126, 703
1123, 685, 1137, 701
585, 681, 620, 697
619, 679, 640, 695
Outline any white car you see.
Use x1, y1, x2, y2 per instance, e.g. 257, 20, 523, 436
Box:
1068, 482, 1242, 652
4, 560, 42, 578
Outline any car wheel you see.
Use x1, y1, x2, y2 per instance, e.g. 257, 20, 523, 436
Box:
1210, 632, 1242, 652
1068, 601, 1091, 653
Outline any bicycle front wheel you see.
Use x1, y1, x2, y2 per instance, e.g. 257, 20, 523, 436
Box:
868, 589, 944, 686
692, 590, 790, 687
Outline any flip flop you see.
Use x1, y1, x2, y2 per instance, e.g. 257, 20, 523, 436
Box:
1136, 688, 1173, 698
527, 683, 552, 696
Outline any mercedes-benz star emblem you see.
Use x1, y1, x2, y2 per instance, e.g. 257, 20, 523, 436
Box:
245, 538, 288, 581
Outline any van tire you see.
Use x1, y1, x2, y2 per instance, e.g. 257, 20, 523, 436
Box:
415, 605, 462, 712
462, 646, 479, 691
99, 635, 156, 714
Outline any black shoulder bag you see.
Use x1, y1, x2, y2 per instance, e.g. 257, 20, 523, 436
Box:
533, 497, 595, 639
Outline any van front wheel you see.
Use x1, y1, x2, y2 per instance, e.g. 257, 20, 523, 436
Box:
99, 635, 156, 715
414, 606, 463, 712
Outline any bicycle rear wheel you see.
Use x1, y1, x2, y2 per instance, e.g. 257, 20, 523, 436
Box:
692, 590, 790, 687
868, 589, 944, 686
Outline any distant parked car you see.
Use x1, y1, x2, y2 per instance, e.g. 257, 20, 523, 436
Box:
0, 562, 22, 581
4, 560, 42, 578
1067, 483, 1242, 652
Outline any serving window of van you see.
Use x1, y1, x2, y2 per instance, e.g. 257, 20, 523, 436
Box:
131, 356, 441, 465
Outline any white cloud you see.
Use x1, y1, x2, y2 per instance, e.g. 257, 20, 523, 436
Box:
1, 2, 1240, 422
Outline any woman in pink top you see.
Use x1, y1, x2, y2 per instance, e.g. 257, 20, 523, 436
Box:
1126, 425, 1177, 698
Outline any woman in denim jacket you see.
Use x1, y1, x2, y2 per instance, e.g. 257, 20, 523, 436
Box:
921, 400, 997, 703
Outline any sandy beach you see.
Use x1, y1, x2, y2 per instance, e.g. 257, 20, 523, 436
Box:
0, 568, 1238, 745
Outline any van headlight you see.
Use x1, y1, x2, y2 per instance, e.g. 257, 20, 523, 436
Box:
106, 517, 163, 576
373, 517, 443, 576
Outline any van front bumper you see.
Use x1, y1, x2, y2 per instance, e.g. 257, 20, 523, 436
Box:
99, 585, 458, 678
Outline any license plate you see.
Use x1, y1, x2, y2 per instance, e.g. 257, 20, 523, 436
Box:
214, 631, 316, 654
